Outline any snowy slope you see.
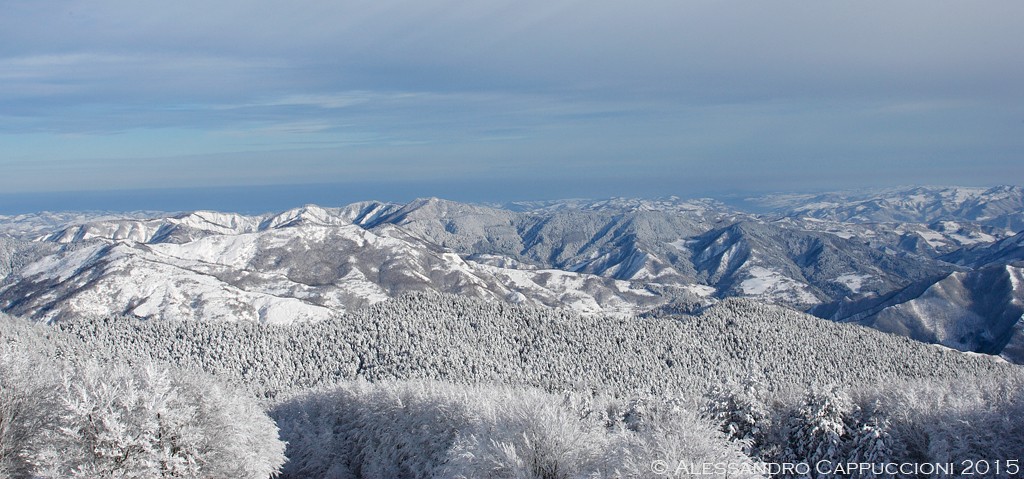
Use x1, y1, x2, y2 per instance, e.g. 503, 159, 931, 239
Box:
1, 220, 671, 323
0, 211, 164, 240
40, 205, 361, 244
941, 230, 1024, 267
688, 220, 951, 307
0, 193, 985, 321
3, 188, 1022, 359
777, 216, 1010, 257
815, 265, 1024, 363
753, 185, 1024, 228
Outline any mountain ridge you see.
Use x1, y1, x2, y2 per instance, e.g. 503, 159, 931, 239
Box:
2, 185, 1022, 362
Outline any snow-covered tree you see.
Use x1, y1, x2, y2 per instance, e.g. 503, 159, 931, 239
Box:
0, 346, 59, 479
702, 376, 773, 450
30, 361, 285, 478
273, 380, 766, 479
778, 387, 856, 479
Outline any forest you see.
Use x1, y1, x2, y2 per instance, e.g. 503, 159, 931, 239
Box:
2, 293, 1023, 477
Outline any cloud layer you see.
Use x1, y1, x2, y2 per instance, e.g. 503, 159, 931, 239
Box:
1, 1, 1022, 198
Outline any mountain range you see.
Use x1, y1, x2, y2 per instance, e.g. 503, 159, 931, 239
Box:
2, 185, 1022, 362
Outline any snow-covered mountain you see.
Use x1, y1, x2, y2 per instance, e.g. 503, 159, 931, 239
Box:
38, 205, 369, 244
687, 220, 951, 307
753, 185, 1024, 229
0, 211, 163, 240
776, 216, 1007, 258
813, 264, 1024, 363
496, 196, 728, 214
357, 197, 722, 281
1, 208, 666, 323
345, 198, 953, 309
940, 229, 1024, 267
2, 186, 1023, 362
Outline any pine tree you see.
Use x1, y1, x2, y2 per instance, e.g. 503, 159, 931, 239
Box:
779, 387, 855, 479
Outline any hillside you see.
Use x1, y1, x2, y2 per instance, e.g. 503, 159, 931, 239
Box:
47, 294, 1019, 398
5, 292, 1024, 478
2, 186, 1023, 364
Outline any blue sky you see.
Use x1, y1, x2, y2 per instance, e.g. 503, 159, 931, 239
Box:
1, 0, 1022, 211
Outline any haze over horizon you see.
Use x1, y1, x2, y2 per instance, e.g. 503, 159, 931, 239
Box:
2, 1, 1022, 212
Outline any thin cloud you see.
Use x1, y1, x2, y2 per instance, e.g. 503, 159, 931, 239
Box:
0, 1, 1021, 198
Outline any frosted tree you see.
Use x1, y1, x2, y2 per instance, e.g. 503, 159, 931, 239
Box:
845, 419, 894, 478
778, 387, 856, 479
702, 376, 773, 452
273, 380, 766, 479
30, 361, 285, 479
0, 346, 59, 478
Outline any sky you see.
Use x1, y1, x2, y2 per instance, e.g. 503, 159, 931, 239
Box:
1, 0, 1022, 212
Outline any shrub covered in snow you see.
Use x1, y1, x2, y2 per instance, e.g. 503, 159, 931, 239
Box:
272, 380, 764, 479
704, 377, 1024, 478
0, 346, 58, 478
0, 337, 285, 478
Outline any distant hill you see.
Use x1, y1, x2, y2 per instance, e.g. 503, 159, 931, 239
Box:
751, 185, 1024, 228
3, 185, 1023, 363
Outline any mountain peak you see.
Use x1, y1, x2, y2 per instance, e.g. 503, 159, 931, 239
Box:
259, 204, 349, 230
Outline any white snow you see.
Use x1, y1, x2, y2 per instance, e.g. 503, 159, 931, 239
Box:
668, 239, 689, 251
19, 243, 111, 281
739, 266, 819, 304
739, 267, 782, 295
685, 284, 717, 297
336, 268, 390, 304
794, 201, 843, 211
476, 263, 654, 315
915, 230, 947, 248
1008, 265, 1023, 297
52, 253, 338, 324
834, 273, 871, 293
949, 231, 996, 245
150, 232, 261, 269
